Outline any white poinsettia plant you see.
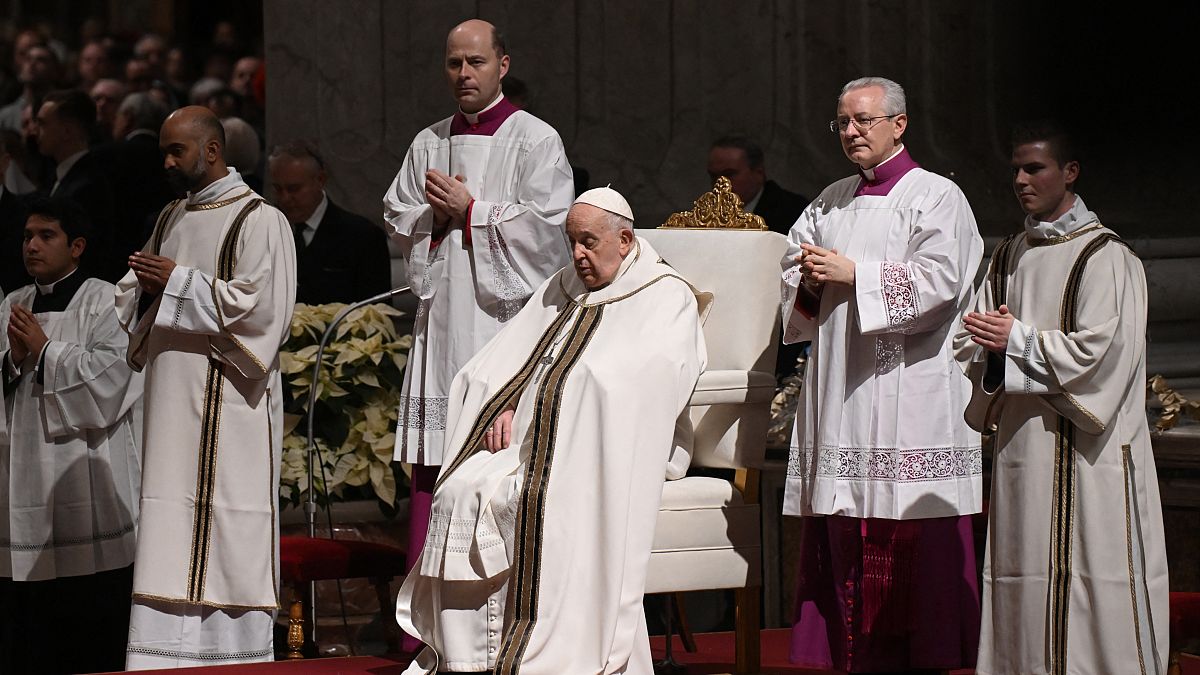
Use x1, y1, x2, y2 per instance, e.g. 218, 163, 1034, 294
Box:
278, 303, 411, 513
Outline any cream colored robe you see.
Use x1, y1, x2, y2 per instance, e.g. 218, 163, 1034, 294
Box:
383, 101, 574, 466
114, 169, 296, 612
0, 278, 143, 581
955, 197, 1168, 675
397, 239, 708, 674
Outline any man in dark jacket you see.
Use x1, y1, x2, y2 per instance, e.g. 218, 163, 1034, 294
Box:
267, 141, 391, 305
708, 134, 809, 236
708, 134, 810, 378
34, 89, 115, 280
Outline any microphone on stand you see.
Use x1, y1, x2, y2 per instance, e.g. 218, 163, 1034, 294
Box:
300, 285, 411, 651
304, 284, 412, 537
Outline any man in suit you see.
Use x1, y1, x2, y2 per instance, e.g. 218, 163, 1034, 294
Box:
708, 134, 809, 236
103, 92, 173, 279
708, 134, 810, 379
267, 141, 391, 305
35, 89, 115, 280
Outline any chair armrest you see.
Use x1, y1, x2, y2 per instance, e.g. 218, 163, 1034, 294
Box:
689, 369, 776, 406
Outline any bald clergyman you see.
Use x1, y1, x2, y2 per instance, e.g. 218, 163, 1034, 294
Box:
382, 21, 575, 608
114, 106, 297, 668
396, 188, 708, 674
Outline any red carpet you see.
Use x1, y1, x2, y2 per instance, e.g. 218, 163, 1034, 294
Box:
649, 628, 836, 673
112, 629, 978, 674
109, 655, 410, 674
647, 629, 974, 674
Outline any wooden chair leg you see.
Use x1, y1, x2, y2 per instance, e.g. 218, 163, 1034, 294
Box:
671, 592, 698, 653
285, 597, 306, 659
372, 576, 401, 654
734, 585, 761, 675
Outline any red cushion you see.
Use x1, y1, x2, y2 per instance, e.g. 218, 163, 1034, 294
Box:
1172, 591, 1200, 644
280, 536, 407, 583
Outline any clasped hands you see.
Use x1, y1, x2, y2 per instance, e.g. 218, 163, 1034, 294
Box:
963, 305, 1014, 354
128, 251, 177, 295
794, 243, 856, 287
425, 170, 472, 235
6, 305, 49, 364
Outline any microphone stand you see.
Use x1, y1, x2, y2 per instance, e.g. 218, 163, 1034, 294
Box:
303, 285, 411, 649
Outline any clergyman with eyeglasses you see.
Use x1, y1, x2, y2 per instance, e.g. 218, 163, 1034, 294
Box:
779, 76, 984, 672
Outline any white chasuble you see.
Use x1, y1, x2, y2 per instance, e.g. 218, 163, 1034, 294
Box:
397, 239, 708, 674
114, 169, 296, 667
0, 278, 143, 581
383, 97, 574, 466
782, 163, 984, 519
955, 197, 1168, 675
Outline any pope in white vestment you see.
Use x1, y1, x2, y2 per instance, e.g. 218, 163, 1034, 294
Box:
397, 189, 707, 674
958, 128, 1168, 675
114, 107, 296, 668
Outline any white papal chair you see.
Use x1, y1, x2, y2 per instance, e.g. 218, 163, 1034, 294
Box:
642, 178, 789, 674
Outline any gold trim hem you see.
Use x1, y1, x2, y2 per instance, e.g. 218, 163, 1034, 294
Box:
132, 592, 280, 611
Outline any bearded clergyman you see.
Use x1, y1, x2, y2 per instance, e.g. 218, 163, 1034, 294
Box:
114, 105, 296, 668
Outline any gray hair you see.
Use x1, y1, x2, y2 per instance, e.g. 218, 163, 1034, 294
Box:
605, 211, 633, 234
839, 77, 906, 115
220, 117, 260, 172
189, 77, 226, 106
267, 139, 325, 175
117, 92, 168, 132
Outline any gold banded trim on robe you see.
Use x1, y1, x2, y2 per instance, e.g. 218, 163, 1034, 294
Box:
1045, 230, 1132, 675
187, 360, 225, 601
494, 304, 604, 675
1047, 417, 1075, 675
435, 305, 578, 490
989, 232, 1020, 308
1121, 444, 1149, 675
148, 199, 184, 254
184, 198, 265, 604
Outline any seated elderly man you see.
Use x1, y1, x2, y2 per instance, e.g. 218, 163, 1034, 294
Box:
397, 187, 709, 674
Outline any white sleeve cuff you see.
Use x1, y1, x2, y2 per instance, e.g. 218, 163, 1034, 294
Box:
1003, 318, 1055, 394
154, 266, 223, 334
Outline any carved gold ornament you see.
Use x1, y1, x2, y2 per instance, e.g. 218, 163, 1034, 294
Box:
660, 177, 767, 230
1147, 374, 1200, 433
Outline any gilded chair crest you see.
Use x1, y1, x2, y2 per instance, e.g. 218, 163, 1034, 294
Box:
660, 177, 767, 230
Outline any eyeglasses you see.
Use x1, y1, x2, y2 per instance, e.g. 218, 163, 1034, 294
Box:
829, 114, 899, 134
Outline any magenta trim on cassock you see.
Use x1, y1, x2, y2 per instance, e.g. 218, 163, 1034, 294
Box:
854, 147, 920, 197
450, 96, 520, 137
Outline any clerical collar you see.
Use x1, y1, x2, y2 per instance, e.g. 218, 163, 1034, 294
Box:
31, 265, 86, 314
450, 95, 519, 136
188, 167, 248, 207
1024, 194, 1098, 241
855, 145, 919, 197
35, 266, 79, 295
55, 149, 88, 183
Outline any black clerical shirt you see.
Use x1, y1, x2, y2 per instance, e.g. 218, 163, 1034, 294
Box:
3, 268, 87, 388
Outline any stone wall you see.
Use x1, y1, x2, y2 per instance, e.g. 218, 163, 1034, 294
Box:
264, 1, 1193, 240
